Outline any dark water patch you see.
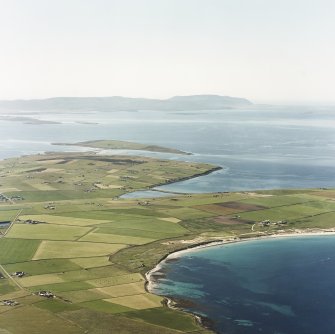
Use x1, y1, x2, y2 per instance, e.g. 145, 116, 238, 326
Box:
0, 221, 10, 227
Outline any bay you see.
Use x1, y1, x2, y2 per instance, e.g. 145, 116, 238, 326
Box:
150, 236, 335, 334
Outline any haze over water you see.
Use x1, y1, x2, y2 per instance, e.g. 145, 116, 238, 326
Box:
1, 105, 335, 193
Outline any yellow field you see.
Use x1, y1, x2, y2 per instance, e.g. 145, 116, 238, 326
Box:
32, 241, 126, 260
26, 183, 57, 191
19, 273, 64, 287
98, 282, 144, 297
70, 256, 111, 269
105, 293, 163, 310
79, 232, 154, 245
107, 169, 119, 173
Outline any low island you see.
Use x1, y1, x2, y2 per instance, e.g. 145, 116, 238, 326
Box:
0, 143, 334, 334
54, 139, 191, 155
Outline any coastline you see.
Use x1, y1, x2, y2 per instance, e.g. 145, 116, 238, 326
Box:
145, 228, 335, 333
153, 166, 222, 189
120, 165, 223, 198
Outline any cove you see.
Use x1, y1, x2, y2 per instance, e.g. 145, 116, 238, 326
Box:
149, 235, 335, 334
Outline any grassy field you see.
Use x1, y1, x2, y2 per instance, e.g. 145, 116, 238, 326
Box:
0, 239, 41, 264
1, 150, 335, 333
6, 223, 92, 241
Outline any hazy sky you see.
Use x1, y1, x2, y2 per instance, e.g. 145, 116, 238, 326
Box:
1, 0, 334, 103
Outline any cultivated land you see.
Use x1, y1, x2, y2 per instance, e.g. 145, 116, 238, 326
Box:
0, 148, 335, 333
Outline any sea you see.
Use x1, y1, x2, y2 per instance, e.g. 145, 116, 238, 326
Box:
1, 104, 335, 333
150, 236, 335, 334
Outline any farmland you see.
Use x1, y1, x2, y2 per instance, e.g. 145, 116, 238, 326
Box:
0, 148, 335, 333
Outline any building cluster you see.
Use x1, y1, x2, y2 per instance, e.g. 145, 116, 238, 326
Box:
11, 271, 26, 278
258, 220, 288, 227
35, 291, 54, 298
2, 300, 19, 307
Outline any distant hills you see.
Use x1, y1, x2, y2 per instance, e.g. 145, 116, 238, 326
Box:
0, 95, 252, 112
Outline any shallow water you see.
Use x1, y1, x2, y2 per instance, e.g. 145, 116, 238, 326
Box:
151, 236, 335, 334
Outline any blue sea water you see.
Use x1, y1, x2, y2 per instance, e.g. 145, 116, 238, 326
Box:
151, 236, 335, 334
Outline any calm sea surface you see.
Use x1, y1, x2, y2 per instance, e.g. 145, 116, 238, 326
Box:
151, 236, 335, 334
1, 105, 335, 192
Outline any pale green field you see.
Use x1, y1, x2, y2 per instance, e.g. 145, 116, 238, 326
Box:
105, 293, 163, 310
237, 203, 334, 222
79, 232, 155, 245
0, 306, 82, 334
6, 224, 92, 241
98, 282, 146, 297
57, 288, 110, 303
87, 273, 144, 288
19, 273, 65, 287
78, 299, 133, 314
59, 265, 128, 282
70, 256, 111, 268
32, 240, 126, 259
20, 214, 112, 226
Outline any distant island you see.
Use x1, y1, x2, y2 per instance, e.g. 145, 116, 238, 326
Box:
54, 139, 191, 155
0, 95, 252, 112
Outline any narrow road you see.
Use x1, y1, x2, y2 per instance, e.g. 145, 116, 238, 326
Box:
2, 208, 23, 238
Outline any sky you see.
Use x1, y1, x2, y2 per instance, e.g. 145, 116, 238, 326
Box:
0, 0, 334, 104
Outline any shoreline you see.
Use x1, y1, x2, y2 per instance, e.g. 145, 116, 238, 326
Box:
145, 228, 335, 333
120, 165, 223, 199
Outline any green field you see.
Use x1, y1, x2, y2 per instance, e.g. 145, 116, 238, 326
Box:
4, 259, 82, 275
6, 223, 92, 241
0, 238, 41, 264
